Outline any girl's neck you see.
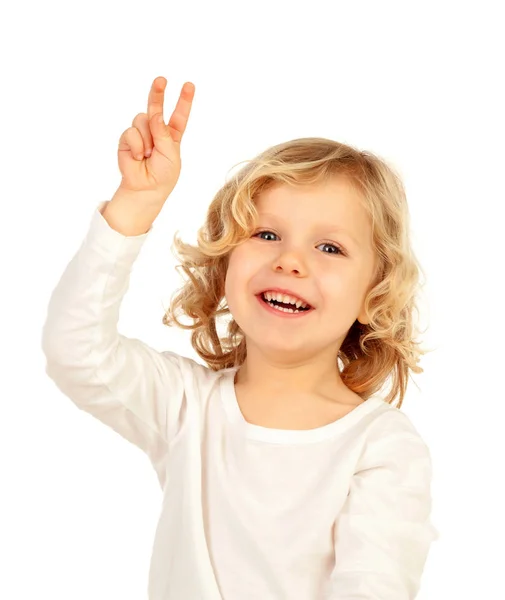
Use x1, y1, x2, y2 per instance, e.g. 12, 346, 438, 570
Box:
234, 352, 346, 400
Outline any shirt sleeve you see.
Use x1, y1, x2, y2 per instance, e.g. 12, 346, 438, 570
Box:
41, 201, 187, 484
324, 431, 439, 599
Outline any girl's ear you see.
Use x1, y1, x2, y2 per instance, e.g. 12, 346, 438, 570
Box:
358, 273, 378, 325
357, 307, 370, 326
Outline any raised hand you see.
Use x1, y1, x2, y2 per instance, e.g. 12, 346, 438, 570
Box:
116, 76, 196, 204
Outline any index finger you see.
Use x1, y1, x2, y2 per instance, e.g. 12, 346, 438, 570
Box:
147, 76, 167, 121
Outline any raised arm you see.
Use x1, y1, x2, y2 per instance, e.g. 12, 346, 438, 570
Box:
41, 77, 196, 485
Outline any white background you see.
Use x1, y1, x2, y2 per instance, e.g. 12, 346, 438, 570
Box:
1, 1, 504, 598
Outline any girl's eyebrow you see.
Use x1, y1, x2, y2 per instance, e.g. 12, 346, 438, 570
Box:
322, 226, 361, 247
257, 212, 361, 247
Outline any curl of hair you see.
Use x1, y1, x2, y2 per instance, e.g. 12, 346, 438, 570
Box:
162, 137, 432, 408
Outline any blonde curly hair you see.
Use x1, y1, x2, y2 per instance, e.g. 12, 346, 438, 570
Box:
162, 137, 431, 408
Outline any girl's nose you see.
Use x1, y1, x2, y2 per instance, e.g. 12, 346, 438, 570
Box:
272, 250, 308, 276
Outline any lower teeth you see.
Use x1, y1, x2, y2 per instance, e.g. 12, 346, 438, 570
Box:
266, 300, 304, 314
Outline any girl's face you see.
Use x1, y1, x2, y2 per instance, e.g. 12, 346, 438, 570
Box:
224, 175, 378, 361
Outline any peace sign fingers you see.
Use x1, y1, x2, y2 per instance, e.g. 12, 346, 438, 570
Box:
147, 77, 195, 144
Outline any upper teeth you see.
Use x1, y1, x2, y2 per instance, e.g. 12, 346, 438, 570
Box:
263, 291, 309, 309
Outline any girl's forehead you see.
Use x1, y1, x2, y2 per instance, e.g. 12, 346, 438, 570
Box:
254, 180, 367, 221
255, 177, 361, 206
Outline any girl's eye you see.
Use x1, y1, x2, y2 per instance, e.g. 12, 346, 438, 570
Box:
254, 230, 279, 242
253, 231, 345, 256
317, 242, 344, 255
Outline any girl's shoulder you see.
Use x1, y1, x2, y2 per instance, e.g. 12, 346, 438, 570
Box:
363, 397, 431, 450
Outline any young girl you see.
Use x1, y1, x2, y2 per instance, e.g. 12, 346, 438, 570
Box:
41, 76, 438, 599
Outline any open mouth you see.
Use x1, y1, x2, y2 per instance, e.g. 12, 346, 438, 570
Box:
258, 292, 314, 315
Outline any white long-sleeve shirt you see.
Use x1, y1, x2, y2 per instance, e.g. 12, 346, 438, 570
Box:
41, 200, 439, 600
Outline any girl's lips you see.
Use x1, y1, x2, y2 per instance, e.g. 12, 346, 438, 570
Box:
258, 288, 313, 309
256, 293, 314, 319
